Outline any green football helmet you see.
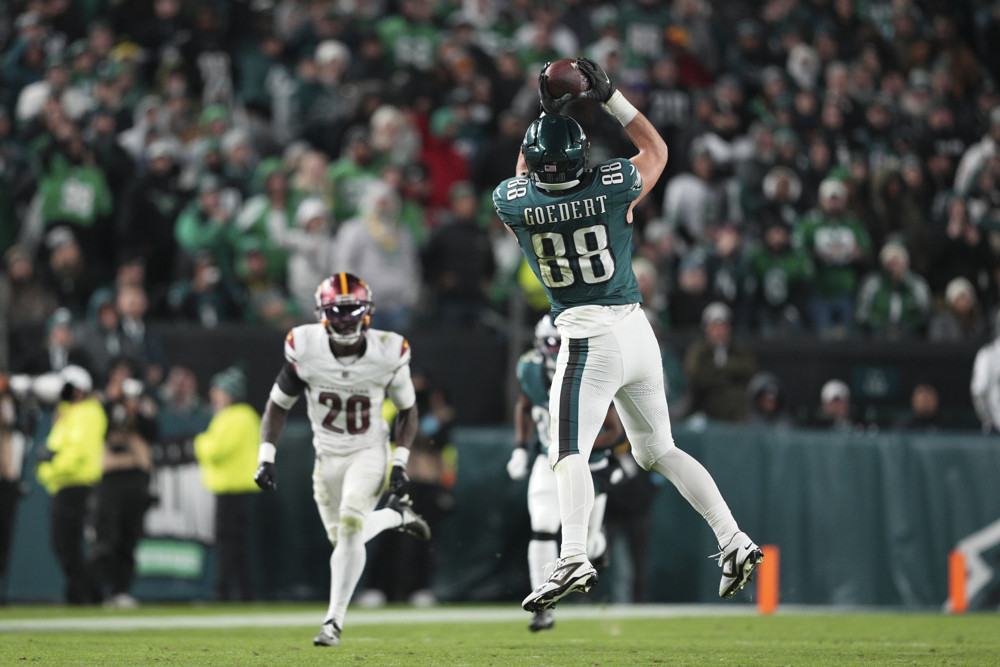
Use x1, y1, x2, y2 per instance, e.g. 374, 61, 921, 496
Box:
522, 114, 590, 185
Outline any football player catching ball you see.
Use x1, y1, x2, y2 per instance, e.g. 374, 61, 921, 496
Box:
493, 58, 763, 613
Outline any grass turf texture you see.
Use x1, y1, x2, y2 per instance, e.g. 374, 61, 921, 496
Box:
1, 604, 998, 665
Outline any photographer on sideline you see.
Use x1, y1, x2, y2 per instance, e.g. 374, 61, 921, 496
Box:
36, 366, 106, 605
90, 360, 157, 608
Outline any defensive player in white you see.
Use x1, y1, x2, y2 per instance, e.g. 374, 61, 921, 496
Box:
971, 312, 1000, 433
254, 273, 429, 647
507, 315, 625, 632
493, 58, 762, 612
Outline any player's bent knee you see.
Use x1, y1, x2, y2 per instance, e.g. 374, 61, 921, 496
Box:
338, 513, 364, 539
632, 439, 675, 471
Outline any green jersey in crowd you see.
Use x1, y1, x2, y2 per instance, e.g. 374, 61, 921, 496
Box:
493, 158, 643, 318
794, 210, 871, 298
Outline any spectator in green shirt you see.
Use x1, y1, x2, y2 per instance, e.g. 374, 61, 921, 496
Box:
795, 178, 872, 338
747, 218, 815, 337
174, 175, 238, 278
855, 241, 931, 339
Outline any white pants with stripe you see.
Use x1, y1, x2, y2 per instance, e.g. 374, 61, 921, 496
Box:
546, 305, 739, 559
548, 306, 673, 470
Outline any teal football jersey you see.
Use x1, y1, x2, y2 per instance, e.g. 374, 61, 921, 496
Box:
493, 158, 644, 317
517, 349, 608, 465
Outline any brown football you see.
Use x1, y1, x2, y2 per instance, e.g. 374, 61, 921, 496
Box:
543, 59, 591, 99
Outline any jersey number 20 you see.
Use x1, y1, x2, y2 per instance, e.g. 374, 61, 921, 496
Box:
318, 392, 371, 434
531, 224, 615, 288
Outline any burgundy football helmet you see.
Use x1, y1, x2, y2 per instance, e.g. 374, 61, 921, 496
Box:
315, 273, 375, 345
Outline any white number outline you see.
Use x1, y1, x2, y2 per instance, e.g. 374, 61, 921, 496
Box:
529, 224, 615, 288
506, 178, 529, 201
600, 161, 624, 186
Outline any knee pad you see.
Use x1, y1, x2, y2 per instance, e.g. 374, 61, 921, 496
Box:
529, 503, 561, 535
530, 531, 558, 542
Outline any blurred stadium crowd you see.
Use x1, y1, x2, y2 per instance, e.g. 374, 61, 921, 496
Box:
1, 0, 999, 362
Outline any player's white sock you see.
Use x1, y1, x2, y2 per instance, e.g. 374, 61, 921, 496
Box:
651, 447, 739, 547
554, 454, 594, 560
528, 538, 558, 590
362, 508, 402, 542
325, 513, 367, 626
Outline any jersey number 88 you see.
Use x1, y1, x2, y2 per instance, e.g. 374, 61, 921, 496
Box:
531, 223, 615, 288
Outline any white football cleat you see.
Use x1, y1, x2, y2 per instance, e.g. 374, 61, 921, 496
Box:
313, 620, 341, 647
529, 609, 554, 632
713, 531, 763, 599
521, 556, 597, 612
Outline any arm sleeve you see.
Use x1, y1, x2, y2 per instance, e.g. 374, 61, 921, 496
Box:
270, 362, 305, 410
276, 361, 306, 395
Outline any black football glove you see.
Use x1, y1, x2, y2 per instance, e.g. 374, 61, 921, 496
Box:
576, 57, 615, 104
538, 62, 574, 115
255, 462, 277, 491
388, 463, 410, 497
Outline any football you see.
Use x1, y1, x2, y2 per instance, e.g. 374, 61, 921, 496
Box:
543, 59, 590, 99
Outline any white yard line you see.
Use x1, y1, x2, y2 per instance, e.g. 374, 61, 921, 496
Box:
0, 604, 769, 633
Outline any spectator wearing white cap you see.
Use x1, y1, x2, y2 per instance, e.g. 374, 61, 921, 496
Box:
928, 277, 986, 342
334, 180, 420, 332
269, 197, 337, 317
811, 379, 861, 431
855, 241, 931, 339
36, 365, 106, 604
683, 302, 758, 422
796, 178, 872, 338
662, 141, 729, 250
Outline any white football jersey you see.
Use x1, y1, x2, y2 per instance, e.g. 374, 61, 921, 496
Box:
284, 323, 415, 456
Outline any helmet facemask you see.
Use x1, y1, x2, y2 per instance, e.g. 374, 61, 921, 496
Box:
315, 273, 374, 346
319, 301, 371, 345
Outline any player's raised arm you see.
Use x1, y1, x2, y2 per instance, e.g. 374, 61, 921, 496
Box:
255, 357, 306, 491
577, 58, 668, 209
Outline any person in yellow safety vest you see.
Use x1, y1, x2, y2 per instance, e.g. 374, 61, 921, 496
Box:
36, 365, 106, 604
193, 365, 261, 601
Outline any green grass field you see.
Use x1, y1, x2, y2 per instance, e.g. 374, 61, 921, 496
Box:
1, 603, 998, 666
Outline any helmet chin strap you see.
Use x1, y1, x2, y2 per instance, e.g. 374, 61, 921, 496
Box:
537, 179, 580, 191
